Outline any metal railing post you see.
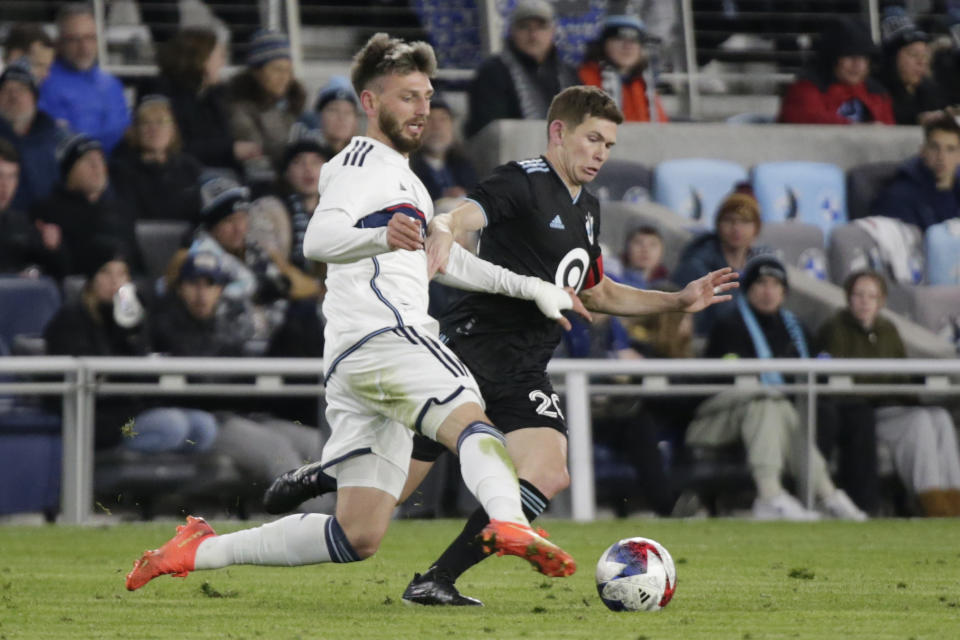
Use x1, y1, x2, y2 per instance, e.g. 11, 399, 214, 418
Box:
60, 363, 93, 524
564, 371, 595, 522
679, 0, 701, 120
866, 0, 881, 43
478, 0, 503, 56
284, 0, 304, 77
804, 370, 817, 509
92, 0, 109, 66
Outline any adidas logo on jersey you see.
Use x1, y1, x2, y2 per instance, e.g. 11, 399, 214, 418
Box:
549, 215, 565, 230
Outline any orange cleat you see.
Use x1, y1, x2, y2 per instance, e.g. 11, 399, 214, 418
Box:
125, 516, 216, 591
479, 519, 576, 578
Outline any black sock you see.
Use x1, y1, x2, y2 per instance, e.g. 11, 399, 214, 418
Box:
431, 479, 550, 581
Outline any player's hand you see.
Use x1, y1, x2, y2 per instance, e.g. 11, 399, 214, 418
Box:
677, 267, 739, 312
532, 283, 592, 331
425, 220, 454, 278
386, 213, 424, 252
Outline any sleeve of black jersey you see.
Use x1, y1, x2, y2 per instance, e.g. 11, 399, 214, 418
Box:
465, 163, 532, 226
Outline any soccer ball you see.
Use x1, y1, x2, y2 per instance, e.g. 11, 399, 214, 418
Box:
595, 537, 677, 612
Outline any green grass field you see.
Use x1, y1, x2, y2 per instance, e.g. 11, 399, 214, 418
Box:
1, 518, 958, 639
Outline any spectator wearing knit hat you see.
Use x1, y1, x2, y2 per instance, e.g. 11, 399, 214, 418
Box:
243, 126, 332, 274
876, 7, 947, 125
187, 175, 322, 356
578, 14, 669, 123
465, 0, 577, 137
0, 58, 61, 211
109, 95, 204, 224
38, 3, 130, 152
779, 17, 895, 125
29, 132, 142, 279
304, 76, 359, 154
688, 254, 874, 521
672, 187, 773, 336
227, 29, 307, 179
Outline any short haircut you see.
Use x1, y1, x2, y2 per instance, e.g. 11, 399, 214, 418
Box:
4, 24, 54, 57
843, 269, 887, 300
350, 33, 437, 95
546, 85, 624, 135
56, 2, 94, 28
922, 113, 960, 143
0, 138, 20, 164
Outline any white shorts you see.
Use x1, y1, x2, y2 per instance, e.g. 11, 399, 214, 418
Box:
320, 326, 483, 497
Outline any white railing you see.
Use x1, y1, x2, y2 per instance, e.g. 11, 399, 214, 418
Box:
4, 356, 960, 525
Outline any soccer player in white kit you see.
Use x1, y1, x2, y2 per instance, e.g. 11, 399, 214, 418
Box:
125, 33, 585, 591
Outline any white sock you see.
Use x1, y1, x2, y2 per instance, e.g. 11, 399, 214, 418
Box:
194, 513, 359, 569
456, 422, 527, 526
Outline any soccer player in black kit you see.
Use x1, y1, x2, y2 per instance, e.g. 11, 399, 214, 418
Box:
264, 85, 738, 605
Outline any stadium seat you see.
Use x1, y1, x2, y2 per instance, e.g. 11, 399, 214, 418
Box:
846, 161, 898, 221
0, 276, 61, 349
652, 159, 748, 228
587, 159, 652, 204
757, 222, 828, 281
134, 220, 191, 281
902, 285, 960, 338
0, 336, 62, 519
751, 161, 847, 237
925, 220, 960, 285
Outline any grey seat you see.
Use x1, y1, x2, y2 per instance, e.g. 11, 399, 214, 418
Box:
587, 159, 653, 204
902, 285, 960, 338
134, 220, 191, 281
846, 161, 899, 221
757, 222, 827, 281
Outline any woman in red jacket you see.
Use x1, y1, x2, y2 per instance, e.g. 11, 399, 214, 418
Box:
779, 17, 894, 125
578, 14, 668, 123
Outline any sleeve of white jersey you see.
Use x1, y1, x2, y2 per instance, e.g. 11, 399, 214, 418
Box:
302, 163, 391, 263
437, 244, 573, 320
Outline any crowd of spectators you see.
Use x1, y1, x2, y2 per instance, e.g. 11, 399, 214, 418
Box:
1, 0, 960, 521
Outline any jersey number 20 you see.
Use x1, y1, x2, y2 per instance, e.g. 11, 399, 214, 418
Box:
529, 390, 564, 420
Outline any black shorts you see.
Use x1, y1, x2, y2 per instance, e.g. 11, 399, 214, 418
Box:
411, 373, 567, 462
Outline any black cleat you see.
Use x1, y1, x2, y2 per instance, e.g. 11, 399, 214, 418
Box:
262, 461, 335, 514
402, 567, 483, 606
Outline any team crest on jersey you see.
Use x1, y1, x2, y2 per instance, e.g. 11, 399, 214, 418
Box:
585, 212, 595, 245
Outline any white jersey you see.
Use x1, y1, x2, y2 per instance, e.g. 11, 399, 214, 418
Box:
312, 136, 436, 376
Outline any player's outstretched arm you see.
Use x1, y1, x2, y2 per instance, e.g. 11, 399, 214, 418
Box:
579, 268, 739, 316
436, 243, 591, 330
426, 200, 486, 278
302, 209, 422, 264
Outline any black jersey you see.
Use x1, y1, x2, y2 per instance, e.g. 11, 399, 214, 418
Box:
440, 156, 603, 382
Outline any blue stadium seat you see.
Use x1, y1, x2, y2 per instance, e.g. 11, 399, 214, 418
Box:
652, 159, 748, 228
925, 221, 960, 285
751, 161, 847, 237
0, 336, 62, 519
0, 276, 61, 348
